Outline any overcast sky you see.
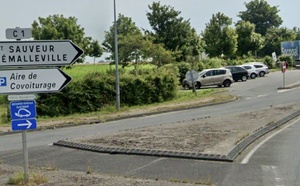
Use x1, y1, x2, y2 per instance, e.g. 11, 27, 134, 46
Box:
1, 0, 300, 61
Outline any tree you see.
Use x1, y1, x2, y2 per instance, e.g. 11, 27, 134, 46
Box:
202, 12, 238, 58
238, 0, 283, 36
236, 21, 264, 57
103, 13, 174, 68
260, 27, 296, 56
102, 13, 142, 66
292, 27, 300, 40
146, 2, 203, 61
89, 40, 103, 65
141, 35, 175, 68
31, 14, 93, 63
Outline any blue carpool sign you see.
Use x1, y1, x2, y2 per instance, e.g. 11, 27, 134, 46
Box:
10, 100, 37, 131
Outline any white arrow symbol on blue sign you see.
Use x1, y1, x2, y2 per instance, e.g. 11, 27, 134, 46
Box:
17, 120, 33, 129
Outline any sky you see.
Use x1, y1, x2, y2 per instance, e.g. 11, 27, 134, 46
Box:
1, 0, 300, 61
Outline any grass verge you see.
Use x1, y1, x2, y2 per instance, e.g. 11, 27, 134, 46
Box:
0, 88, 234, 130
8, 172, 47, 185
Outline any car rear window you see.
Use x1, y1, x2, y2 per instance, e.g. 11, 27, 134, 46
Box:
254, 65, 263, 68
243, 66, 251, 69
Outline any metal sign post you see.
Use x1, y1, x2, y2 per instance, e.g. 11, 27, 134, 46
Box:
22, 131, 29, 182
3, 27, 83, 183
281, 61, 286, 88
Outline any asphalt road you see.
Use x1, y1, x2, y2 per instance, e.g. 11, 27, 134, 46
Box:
1, 70, 300, 185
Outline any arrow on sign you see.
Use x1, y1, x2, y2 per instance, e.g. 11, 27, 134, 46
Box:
0, 68, 72, 94
0, 40, 83, 67
18, 120, 33, 129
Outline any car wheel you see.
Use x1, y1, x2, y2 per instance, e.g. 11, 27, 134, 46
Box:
195, 81, 201, 89
241, 75, 247, 81
182, 81, 189, 89
250, 73, 256, 79
223, 80, 231, 87
259, 71, 265, 77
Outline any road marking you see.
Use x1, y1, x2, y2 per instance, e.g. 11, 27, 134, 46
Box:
261, 165, 285, 186
257, 94, 268, 98
241, 117, 300, 164
245, 94, 268, 100
277, 89, 292, 93
125, 158, 163, 175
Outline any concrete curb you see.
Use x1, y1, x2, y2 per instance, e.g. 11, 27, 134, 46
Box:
53, 109, 300, 162
278, 81, 300, 89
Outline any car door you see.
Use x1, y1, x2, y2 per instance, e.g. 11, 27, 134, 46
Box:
205, 70, 220, 86
214, 70, 225, 84
200, 70, 213, 86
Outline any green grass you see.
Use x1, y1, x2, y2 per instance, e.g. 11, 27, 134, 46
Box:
8, 172, 47, 185
63, 63, 156, 80
63, 63, 112, 80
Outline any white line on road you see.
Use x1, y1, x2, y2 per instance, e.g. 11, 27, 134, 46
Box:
261, 165, 285, 186
241, 117, 300, 164
125, 158, 164, 175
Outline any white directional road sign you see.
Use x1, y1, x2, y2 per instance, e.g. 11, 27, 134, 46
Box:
0, 68, 71, 94
0, 40, 83, 67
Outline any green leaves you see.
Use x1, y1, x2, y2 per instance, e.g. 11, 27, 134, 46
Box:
146, 2, 203, 61
31, 14, 101, 63
238, 0, 283, 36
202, 12, 237, 59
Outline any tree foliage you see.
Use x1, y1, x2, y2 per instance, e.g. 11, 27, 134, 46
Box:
236, 21, 264, 57
202, 12, 238, 58
31, 14, 98, 63
146, 2, 203, 61
102, 13, 143, 67
293, 27, 300, 40
103, 13, 174, 68
238, 0, 283, 36
89, 40, 103, 64
260, 27, 296, 56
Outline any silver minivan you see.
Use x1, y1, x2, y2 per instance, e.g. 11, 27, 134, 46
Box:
182, 68, 233, 89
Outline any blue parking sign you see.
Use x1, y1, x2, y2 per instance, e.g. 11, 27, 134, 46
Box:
0, 77, 7, 86
10, 100, 36, 120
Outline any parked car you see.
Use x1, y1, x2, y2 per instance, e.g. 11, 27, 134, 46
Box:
223, 66, 249, 82
239, 64, 258, 79
182, 68, 233, 89
243, 62, 269, 77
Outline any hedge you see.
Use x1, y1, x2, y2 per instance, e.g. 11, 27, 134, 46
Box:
36, 68, 177, 117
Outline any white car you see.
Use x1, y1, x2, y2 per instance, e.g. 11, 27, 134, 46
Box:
239, 64, 258, 79
242, 62, 269, 77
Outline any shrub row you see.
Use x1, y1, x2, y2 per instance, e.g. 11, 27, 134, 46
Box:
36, 67, 177, 117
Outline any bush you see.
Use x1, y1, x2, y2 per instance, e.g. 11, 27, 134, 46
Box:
177, 62, 191, 85
278, 55, 294, 68
36, 67, 178, 117
0, 95, 8, 104
202, 58, 223, 68
263, 56, 275, 69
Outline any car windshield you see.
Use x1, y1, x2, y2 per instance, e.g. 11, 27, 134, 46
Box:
198, 70, 208, 77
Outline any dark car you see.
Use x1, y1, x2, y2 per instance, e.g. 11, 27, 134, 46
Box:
224, 66, 249, 82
